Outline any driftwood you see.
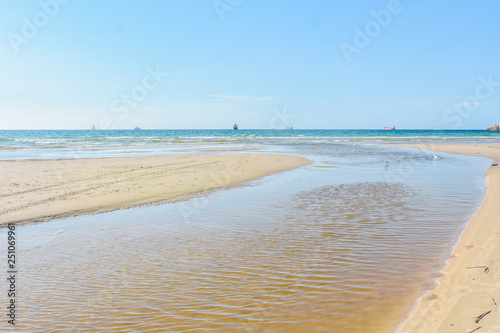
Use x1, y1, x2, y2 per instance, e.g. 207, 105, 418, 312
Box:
466, 266, 490, 273
470, 326, 482, 333
474, 310, 491, 324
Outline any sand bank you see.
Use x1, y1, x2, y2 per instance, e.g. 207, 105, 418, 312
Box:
0, 153, 309, 227
392, 145, 500, 333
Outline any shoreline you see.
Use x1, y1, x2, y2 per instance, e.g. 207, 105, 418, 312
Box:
0, 153, 310, 228
3, 143, 499, 331
390, 144, 500, 333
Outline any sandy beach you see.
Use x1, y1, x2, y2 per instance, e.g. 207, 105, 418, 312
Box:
2, 143, 499, 332
0, 153, 309, 227
393, 144, 500, 333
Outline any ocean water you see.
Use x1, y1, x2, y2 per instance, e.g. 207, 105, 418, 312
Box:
1, 129, 500, 160
0, 130, 495, 332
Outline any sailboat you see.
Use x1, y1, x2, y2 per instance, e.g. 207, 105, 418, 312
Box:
91, 124, 96, 130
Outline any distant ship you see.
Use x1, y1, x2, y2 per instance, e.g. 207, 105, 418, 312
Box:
284, 126, 293, 130
91, 124, 96, 130
384, 126, 395, 130
233, 123, 238, 130
134, 126, 141, 131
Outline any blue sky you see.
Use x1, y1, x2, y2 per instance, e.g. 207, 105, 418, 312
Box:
1, 0, 499, 129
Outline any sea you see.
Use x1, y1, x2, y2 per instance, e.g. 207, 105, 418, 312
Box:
1, 129, 500, 159
0, 129, 498, 332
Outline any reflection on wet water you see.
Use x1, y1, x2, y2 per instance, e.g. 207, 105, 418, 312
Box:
1, 145, 491, 332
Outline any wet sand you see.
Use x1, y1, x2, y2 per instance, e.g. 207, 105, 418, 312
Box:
173, 146, 263, 152
391, 144, 500, 333
0, 153, 309, 227
10, 143, 491, 333
2, 144, 498, 332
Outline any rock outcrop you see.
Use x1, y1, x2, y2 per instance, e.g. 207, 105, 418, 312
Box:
486, 123, 500, 131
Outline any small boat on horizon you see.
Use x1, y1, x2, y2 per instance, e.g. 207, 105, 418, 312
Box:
233, 123, 238, 130
384, 126, 395, 130
91, 124, 96, 130
134, 126, 141, 131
